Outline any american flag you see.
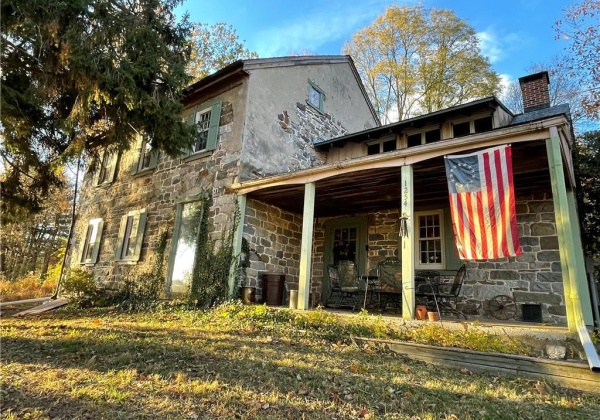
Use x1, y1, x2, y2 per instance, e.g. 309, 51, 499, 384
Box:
444, 145, 521, 260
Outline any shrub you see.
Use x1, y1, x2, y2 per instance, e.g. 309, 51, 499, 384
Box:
0, 273, 57, 302
59, 268, 98, 307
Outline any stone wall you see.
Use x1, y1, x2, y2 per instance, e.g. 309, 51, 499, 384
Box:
242, 199, 303, 302
69, 96, 242, 290
461, 194, 565, 324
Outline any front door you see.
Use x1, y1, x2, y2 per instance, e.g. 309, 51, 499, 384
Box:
323, 217, 367, 297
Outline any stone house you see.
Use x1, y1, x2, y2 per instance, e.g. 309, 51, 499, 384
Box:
69, 59, 594, 329
69, 55, 379, 295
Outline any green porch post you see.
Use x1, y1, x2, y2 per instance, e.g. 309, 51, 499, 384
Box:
228, 194, 247, 296
400, 165, 415, 320
298, 183, 316, 310
546, 133, 591, 330
567, 190, 593, 325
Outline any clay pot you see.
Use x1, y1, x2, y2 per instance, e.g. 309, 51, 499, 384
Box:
241, 286, 256, 304
428, 311, 440, 321
415, 305, 428, 320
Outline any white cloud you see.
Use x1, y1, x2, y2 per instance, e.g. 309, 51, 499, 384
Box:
497, 73, 513, 99
251, 1, 400, 57
477, 30, 504, 64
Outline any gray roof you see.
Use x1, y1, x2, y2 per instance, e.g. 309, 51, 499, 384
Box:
511, 104, 571, 125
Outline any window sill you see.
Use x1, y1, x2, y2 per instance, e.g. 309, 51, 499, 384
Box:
94, 182, 113, 189
132, 167, 156, 178
181, 149, 214, 163
80, 262, 96, 267
305, 100, 324, 114
115, 260, 139, 265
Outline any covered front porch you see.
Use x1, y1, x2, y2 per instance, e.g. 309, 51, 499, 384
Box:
228, 126, 593, 331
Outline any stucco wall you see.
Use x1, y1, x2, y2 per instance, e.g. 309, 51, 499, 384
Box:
240, 61, 378, 180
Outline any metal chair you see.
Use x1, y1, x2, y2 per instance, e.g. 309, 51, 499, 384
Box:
376, 256, 403, 312
325, 261, 362, 310
416, 265, 467, 319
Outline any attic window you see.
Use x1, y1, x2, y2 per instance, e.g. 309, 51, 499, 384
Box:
307, 80, 325, 112
367, 138, 396, 155
474, 116, 493, 133
453, 121, 470, 138
407, 133, 422, 147
425, 129, 441, 144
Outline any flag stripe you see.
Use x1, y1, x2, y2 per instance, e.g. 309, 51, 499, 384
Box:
445, 145, 521, 260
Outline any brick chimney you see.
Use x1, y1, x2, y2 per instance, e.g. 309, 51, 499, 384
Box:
518, 71, 550, 113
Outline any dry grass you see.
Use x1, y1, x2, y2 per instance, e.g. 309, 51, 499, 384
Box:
0, 275, 57, 302
1, 302, 599, 419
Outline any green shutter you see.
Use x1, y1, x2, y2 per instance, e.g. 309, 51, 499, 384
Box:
114, 214, 128, 260
206, 101, 222, 151
132, 211, 147, 262
92, 156, 101, 186
107, 152, 118, 183
148, 150, 159, 169
181, 107, 197, 157
90, 220, 104, 264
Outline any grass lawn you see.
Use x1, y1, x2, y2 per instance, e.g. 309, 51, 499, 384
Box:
1, 302, 599, 419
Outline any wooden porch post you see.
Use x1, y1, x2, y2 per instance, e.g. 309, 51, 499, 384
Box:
298, 182, 316, 310
400, 165, 415, 320
567, 189, 594, 325
228, 194, 247, 296
546, 131, 591, 330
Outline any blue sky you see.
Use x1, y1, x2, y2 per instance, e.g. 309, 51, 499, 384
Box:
178, 0, 576, 87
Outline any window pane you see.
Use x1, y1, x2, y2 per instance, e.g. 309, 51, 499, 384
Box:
453, 121, 470, 137
367, 144, 379, 155
194, 111, 211, 152
171, 202, 203, 292
474, 116, 493, 132
382, 140, 396, 152
407, 133, 421, 147
139, 140, 152, 170
425, 129, 441, 143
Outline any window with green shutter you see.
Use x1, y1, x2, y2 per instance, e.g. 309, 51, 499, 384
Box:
132, 135, 158, 175
115, 209, 147, 263
80, 218, 104, 265
93, 150, 118, 186
183, 100, 222, 159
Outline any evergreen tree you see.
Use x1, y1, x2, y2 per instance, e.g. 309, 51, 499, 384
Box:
1, 0, 193, 221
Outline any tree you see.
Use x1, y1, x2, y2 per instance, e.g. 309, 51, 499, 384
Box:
343, 5, 500, 123
555, 0, 600, 121
186, 22, 257, 83
501, 59, 594, 132
573, 130, 600, 262
1, 0, 194, 222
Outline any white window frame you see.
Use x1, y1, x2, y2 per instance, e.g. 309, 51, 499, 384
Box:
80, 218, 104, 265
115, 209, 147, 263
93, 150, 118, 186
414, 210, 445, 270
192, 106, 212, 153
136, 137, 156, 172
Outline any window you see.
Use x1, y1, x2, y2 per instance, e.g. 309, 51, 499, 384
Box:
415, 211, 445, 269
307, 80, 325, 112
474, 116, 493, 133
452, 121, 470, 138
183, 100, 222, 158
425, 129, 441, 144
133, 136, 158, 174
80, 218, 104, 265
167, 200, 204, 293
407, 133, 422, 147
115, 209, 147, 263
93, 150, 118, 186
367, 138, 396, 155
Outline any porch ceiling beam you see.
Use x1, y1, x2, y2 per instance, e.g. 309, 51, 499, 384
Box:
232, 116, 567, 195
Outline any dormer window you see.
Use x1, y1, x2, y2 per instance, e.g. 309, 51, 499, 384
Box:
452, 115, 494, 138
474, 116, 493, 132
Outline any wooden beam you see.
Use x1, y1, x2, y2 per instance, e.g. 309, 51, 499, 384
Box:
298, 183, 316, 310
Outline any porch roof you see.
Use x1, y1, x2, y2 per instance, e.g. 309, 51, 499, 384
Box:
232, 115, 571, 217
